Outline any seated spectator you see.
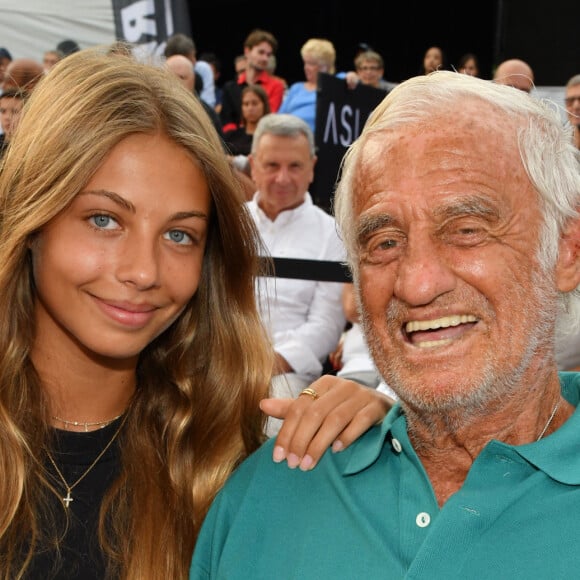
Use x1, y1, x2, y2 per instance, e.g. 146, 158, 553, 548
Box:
343, 49, 398, 92
3, 58, 44, 93
247, 113, 346, 433
278, 38, 337, 133
457, 52, 480, 76
420, 45, 446, 74
224, 84, 271, 191
42, 49, 63, 72
234, 54, 247, 78
224, 84, 270, 157
0, 88, 26, 159
220, 29, 285, 130
0, 47, 13, 93
493, 58, 534, 93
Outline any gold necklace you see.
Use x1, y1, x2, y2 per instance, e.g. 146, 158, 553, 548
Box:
536, 400, 561, 442
46, 413, 128, 508
52, 412, 123, 432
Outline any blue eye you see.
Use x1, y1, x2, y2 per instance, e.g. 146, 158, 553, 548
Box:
165, 230, 192, 245
89, 214, 118, 229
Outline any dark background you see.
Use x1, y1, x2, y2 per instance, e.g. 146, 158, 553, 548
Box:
189, 0, 578, 88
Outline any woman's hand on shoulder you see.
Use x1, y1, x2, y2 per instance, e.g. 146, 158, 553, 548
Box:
259, 375, 394, 471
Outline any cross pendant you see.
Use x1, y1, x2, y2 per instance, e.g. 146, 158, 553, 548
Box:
63, 490, 73, 507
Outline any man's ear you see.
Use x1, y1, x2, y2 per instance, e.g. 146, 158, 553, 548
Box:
556, 216, 580, 292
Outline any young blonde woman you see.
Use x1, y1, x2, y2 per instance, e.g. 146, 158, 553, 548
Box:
0, 49, 390, 579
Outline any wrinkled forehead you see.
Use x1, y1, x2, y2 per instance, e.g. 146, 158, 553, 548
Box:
367, 96, 515, 152
352, 100, 524, 200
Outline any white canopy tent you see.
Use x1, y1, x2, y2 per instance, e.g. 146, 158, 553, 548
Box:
0, 1, 115, 60
0, 0, 190, 62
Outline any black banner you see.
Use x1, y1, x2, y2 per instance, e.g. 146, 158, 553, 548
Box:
112, 0, 191, 58
312, 73, 386, 213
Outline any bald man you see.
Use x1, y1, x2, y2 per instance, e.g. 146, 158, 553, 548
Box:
493, 58, 534, 93
3, 57, 44, 92
165, 54, 196, 92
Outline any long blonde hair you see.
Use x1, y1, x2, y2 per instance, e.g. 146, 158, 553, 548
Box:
0, 48, 273, 579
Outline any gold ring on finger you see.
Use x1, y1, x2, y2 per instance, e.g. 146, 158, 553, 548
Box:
299, 387, 319, 400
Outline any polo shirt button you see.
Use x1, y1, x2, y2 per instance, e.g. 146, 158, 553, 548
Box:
416, 512, 431, 528
391, 438, 402, 453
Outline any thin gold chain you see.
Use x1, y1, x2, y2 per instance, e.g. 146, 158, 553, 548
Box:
52, 412, 123, 432
45, 412, 129, 508
536, 399, 561, 442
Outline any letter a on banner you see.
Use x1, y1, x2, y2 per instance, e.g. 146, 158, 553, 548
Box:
111, 0, 191, 59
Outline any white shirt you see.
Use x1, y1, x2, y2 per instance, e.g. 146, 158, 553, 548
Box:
337, 322, 380, 378
248, 193, 346, 382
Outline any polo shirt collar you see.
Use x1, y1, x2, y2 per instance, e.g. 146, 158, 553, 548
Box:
237, 69, 271, 86
341, 404, 403, 475
514, 376, 580, 483
341, 374, 580, 484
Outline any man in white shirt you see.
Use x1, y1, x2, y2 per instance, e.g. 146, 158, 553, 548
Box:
248, 114, 346, 432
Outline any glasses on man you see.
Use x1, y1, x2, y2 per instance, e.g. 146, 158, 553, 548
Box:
357, 65, 381, 72
565, 96, 580, 106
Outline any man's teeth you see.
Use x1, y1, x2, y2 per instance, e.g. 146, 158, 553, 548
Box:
414, 338, 453, 348
405, 314, 477, 333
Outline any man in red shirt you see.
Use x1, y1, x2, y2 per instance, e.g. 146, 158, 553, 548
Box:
220, 29, 285, 131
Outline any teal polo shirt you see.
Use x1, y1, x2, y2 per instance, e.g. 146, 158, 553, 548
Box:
191, 373, 580, 579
